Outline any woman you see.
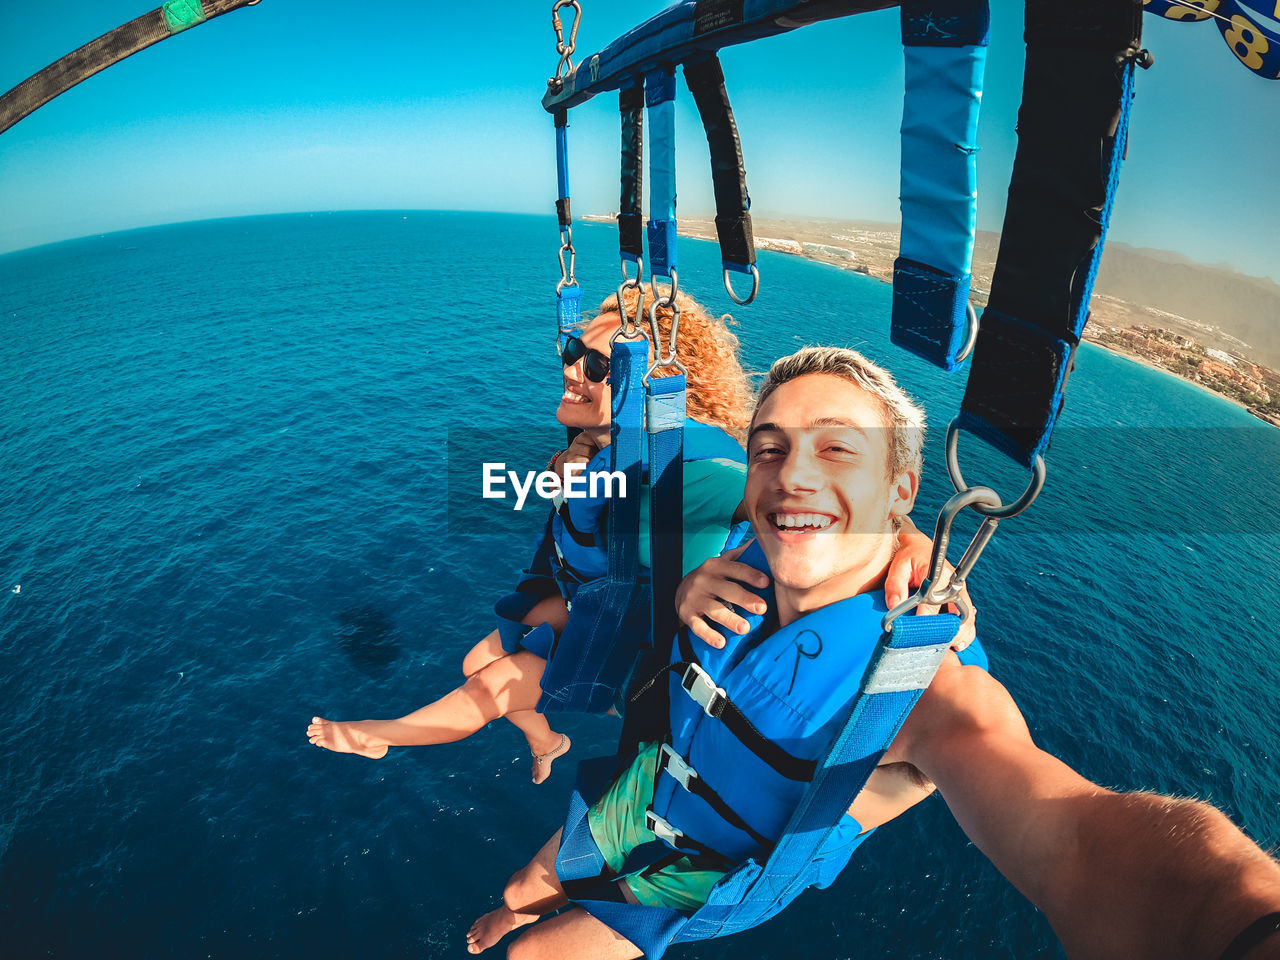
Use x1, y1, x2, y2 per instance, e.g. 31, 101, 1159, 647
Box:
305, 288, 945, 782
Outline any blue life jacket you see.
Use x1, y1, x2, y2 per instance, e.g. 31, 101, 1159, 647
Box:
493, 419, 745, 711
555, 540, 988, 956
548, 420, 746, 589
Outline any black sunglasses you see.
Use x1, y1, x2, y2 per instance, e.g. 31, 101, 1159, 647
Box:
561, 335, 610, 384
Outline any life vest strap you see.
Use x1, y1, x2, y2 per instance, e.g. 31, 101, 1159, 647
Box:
642, 811, 736, 869
656, 743, 775, 852
675, 660, 817, 782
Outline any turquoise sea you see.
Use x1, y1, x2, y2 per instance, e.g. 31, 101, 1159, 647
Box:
2, 211, 1278, 958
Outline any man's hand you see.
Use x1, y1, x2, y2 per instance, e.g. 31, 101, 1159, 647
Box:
885, 516, 976, 653
675, 544, 770, 648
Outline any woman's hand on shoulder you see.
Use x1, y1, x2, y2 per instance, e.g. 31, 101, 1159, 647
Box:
551, 431, 601, 480
886, 517, 977, 653
675, 543, 769, 649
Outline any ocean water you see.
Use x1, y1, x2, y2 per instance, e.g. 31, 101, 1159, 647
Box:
2, 211, 1278, 959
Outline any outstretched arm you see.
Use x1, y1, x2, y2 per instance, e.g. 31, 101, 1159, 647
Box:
892, 659, 1280, 959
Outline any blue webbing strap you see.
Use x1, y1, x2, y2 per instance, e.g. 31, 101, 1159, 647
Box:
555, 107, 581, 354
555, 613, 961, 955
536, 338, 649, 716
958, 0, 1143, 467
681, 612, 960, 942
646, 67, 679, 282
609, 338, 648, 582
646, 374, 686, 669
892, 0, 989, 371
558, 284, 582, 353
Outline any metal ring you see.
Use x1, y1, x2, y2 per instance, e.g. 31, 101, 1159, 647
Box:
945, 419, 1047, 519
648, 268, 678, 306
954, 302, 979, 365
723, 264, 759, 306
620, 256, 644, 286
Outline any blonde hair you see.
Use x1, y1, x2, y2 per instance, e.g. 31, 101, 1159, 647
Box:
593, 286, 754, 442
755, 346, 926, 479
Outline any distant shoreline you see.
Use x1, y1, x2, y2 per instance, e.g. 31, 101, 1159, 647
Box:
581, 214, 1279, 429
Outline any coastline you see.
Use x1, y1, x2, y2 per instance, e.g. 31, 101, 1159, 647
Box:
581, 213, 1280, 429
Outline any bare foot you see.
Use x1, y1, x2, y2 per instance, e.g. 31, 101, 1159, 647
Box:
531, 733, 571, 785
306, 717, 389, 759
466, 904, 539, 954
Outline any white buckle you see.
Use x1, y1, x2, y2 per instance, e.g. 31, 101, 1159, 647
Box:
645, 809, 683, 845
658, 743, 698, 791
681, 662, 727, 717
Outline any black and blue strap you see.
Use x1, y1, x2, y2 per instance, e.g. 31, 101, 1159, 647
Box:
959, 0, 1145, 467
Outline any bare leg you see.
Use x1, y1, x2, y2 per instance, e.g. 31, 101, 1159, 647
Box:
308, 594, 573, 769
506, 908, 643, 960
459, 594, 575, 781
461, 594, 570, 681
467, 828, 567, 954
308, 650, 557, 755
467, 828, 640, 959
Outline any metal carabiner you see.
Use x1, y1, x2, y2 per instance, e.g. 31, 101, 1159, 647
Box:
556, 229, 577, 291
723, 264, 759, 305
644, 290, 686, 382
944, 419, 1047, 519
613, 257, 646, 343
882, 486, 1003, 633
551, 0, 582, 80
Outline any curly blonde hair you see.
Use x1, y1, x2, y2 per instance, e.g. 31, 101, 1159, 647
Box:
592, 286, 754, 442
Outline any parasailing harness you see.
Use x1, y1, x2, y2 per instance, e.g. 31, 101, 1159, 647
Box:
542, 0, 1152, 953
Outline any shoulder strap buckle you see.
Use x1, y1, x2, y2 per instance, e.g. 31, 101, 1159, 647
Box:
657, 742, 699, 791
644, 808, 685, 846
680, 662, 728, 717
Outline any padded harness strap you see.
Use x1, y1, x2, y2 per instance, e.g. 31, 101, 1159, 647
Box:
618, 82, 646, 262
959, 0, 1144, 467
683, 54, 755, 274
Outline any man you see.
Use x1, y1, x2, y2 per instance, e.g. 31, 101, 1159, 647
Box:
466, 347, 1280, 960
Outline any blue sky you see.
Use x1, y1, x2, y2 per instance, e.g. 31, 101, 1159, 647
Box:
1, 1, 1277, 279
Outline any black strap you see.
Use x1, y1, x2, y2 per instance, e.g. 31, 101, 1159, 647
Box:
683, 666, 816, 781
655, 745, 775, 851
1221, 912, 1280, 960
683, 55, 755, 268
617, 83, 645, 259
672, 630, 817, 782
555, 501, 599, 548
1, 0, 260, 136
958, 0, 1143, 465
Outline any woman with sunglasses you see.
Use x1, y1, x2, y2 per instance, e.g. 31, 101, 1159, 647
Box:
306, 287, 946, 781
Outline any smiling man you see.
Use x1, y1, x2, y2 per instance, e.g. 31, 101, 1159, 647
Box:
466, 347, 1280, 960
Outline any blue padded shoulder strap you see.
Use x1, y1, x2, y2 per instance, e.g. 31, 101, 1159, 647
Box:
764, 612, 959, 897
891, 0, 989, 371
